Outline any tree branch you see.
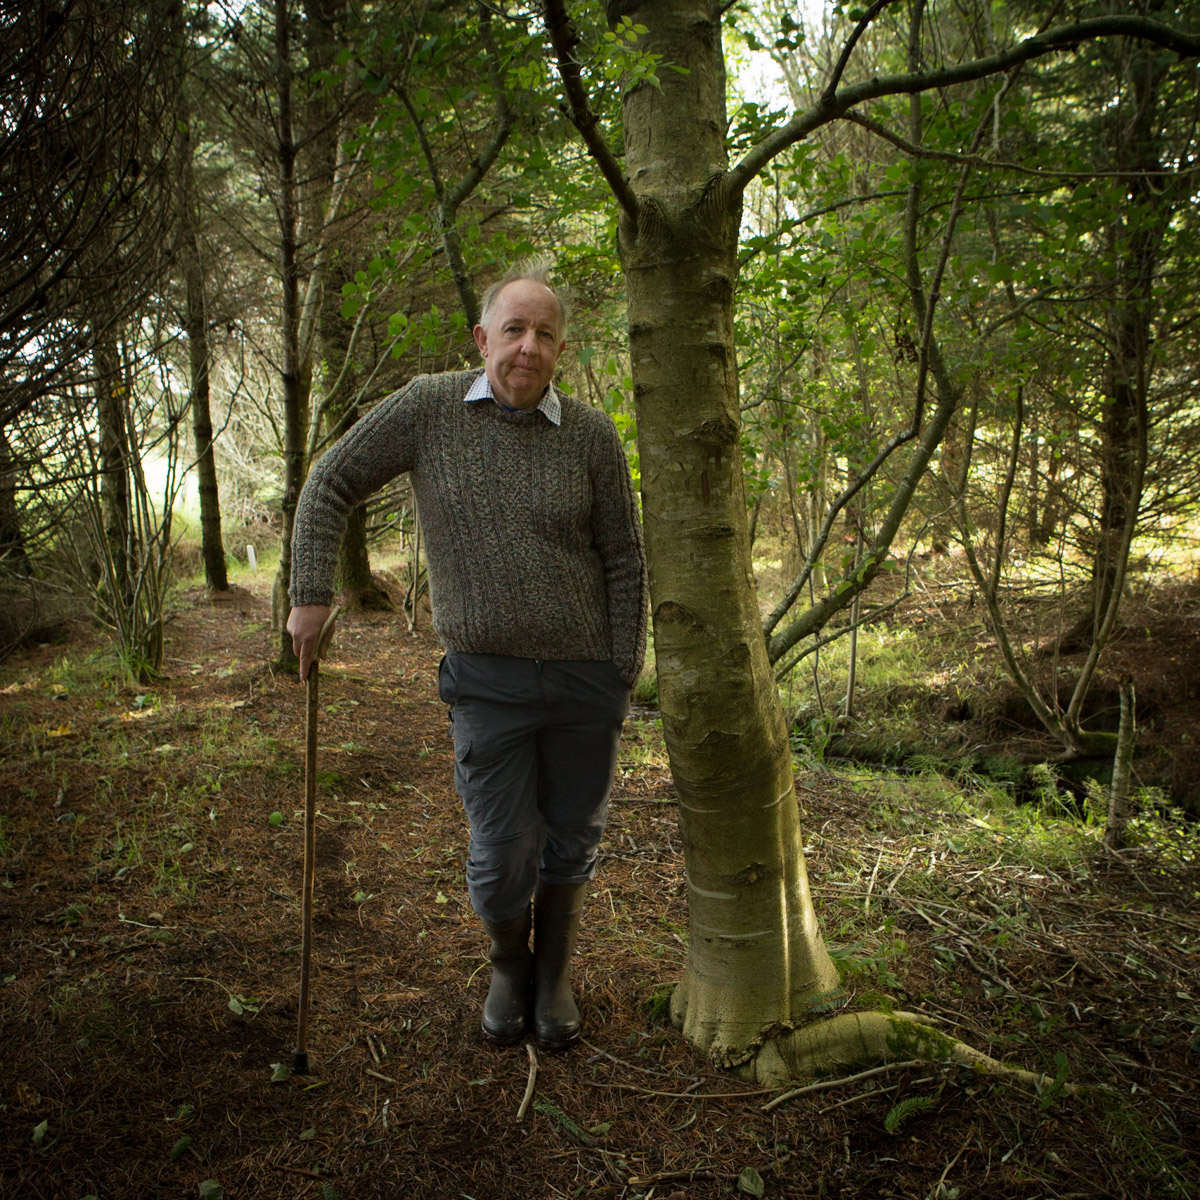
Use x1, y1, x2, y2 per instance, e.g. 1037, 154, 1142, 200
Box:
725, 15, 1200, 200
442, 4, 515, 216
821, 0, 904, 101
543, 0, 640, 221
841, 110, 1200, 180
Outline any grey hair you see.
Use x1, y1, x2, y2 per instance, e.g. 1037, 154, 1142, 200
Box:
478, 255, 569, 339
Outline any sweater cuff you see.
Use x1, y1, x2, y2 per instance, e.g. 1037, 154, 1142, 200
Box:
289, 588, 335, 608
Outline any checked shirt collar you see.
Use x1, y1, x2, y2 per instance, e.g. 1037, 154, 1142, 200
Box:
463, 369, 562, 426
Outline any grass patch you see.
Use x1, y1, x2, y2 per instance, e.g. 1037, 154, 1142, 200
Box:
632, 638, 658, 706
620, 714, 669, 772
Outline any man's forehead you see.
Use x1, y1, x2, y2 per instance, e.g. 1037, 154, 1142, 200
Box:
493, 280, 563, 329
496, 280, 555, 309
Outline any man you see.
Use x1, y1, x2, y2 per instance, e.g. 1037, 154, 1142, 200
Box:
287, 260, 648, 1050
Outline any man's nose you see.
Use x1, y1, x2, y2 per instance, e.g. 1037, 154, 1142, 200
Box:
518, 331, 538, 355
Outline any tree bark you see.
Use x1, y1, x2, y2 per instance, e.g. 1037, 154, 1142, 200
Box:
317, 244, 392, 609
95, 333, 133, 607
170, 0, 228, 592
591, 0, 839, 1068
334, 500, 388, 608
1058, 35, 1166, 655
273, 0, 363, 659
273, 0, 306, 667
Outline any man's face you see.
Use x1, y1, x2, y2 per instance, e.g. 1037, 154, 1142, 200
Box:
473, 279, 566, 410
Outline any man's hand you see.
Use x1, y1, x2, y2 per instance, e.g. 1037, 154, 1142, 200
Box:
287, 604, 332, 682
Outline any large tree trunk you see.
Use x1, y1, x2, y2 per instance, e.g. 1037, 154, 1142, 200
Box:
614, 0, 838, 1069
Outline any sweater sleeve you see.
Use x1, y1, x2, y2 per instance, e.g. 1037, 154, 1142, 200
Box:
589, 413, 649, 687
289, 378, 427, 606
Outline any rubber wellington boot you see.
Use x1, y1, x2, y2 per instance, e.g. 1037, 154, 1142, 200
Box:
479, 908, 532, 1045
532, 881, 586, 1051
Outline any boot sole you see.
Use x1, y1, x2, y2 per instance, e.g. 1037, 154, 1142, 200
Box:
481, 1022, 527, 1047
533, 1027, 580, 1052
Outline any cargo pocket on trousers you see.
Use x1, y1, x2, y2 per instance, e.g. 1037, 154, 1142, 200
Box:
437, 655, 457, 705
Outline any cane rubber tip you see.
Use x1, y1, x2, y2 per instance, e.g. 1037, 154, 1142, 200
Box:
291, 1050, 310, 1076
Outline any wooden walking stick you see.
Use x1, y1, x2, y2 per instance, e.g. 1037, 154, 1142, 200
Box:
292, 605, 342, 1076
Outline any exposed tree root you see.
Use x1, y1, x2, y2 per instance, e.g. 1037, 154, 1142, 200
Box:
738, 1011, 1078, 1096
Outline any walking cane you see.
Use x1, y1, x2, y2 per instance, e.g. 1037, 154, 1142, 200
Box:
292, 605, 342, 1076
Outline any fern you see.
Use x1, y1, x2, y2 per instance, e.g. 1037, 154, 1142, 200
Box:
803, 987, 852, 1015
884, 1095, 934, 1134
534, 1097, 592, 1143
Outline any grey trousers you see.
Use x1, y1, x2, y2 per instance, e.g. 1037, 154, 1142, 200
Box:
437, 652, 630, 922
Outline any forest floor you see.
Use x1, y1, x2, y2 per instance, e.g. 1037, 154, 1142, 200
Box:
0, 574, 1198, 1199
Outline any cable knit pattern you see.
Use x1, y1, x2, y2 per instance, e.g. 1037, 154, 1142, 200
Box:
290, 370, 649, 685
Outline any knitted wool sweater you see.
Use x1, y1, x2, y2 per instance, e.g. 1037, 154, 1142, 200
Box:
290, 370, 649, 685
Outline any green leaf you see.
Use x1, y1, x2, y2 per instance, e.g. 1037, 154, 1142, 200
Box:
227, 997, 244, 1016
299, 1127, 316, 1140
270, 1061, 291, 1083
32, 1119, 49, 1147
198, 1182, 223, 1200
268, 811, 283, 827
171, 1136, 192, 1160
738, 1166, 765, 1197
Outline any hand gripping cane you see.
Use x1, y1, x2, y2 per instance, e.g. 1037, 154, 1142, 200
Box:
292, 605, 342, 1076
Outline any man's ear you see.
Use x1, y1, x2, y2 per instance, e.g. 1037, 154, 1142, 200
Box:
473, 324, 488, 356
